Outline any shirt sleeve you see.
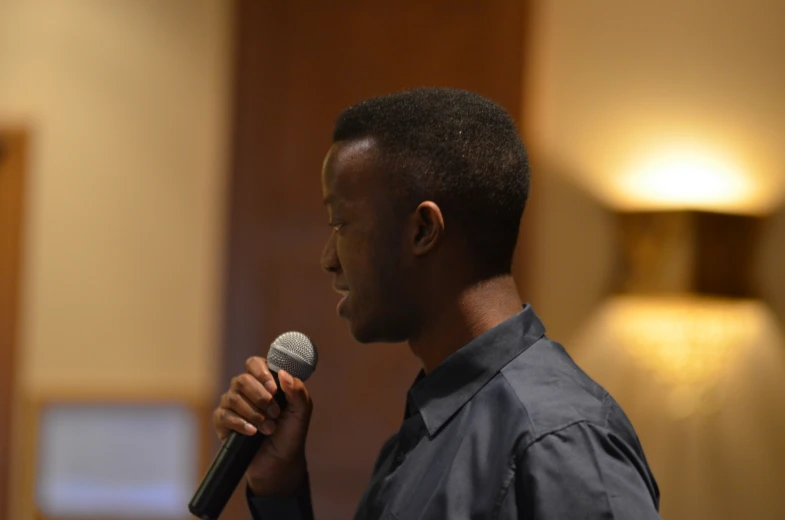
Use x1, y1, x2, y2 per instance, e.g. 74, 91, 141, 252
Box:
247, 473, 314, 520
514, 421, 661, 520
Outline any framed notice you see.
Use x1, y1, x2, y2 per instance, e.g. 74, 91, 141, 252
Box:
29, 399, 209, 520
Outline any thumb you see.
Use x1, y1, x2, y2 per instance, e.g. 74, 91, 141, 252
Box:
278, 370, 312, 419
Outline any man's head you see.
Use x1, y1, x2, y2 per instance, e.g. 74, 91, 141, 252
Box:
320, 87, 530, 343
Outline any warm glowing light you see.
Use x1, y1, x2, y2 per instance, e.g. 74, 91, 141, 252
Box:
609, 144, 762, 214
607, 296, 753, 387
579, 295, 770, 417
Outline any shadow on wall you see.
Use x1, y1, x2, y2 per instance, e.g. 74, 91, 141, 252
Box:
526, 160, 615, 344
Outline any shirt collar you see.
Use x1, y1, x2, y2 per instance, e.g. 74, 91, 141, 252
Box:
407, 304, 546, 436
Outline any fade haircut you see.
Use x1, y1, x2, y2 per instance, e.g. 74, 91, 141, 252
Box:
332, 87, 530, 277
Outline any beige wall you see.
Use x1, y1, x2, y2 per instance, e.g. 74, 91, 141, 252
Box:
526, 1, 785, 519
0, 0, 232, 397
527, 0, 785, 217
0, 0, 232, 516
526, 0, 785, 344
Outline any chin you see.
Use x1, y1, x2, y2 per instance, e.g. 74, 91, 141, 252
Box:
347, 320, 377, 344
348, 317, 409, 344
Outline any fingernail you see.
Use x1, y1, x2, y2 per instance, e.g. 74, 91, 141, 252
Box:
280, 371, 292, 388
264, 380, 277, 393
268, 403, 280, 418
243, 422, 257, 435
261, 420, 276, 435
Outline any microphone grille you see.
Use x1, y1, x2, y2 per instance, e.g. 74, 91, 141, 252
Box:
267, 331, 318, 382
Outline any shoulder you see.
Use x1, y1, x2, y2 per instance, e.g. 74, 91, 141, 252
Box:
498, 336, 634, 444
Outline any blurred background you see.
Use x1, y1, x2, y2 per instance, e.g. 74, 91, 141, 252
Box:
1, 1, 784, 519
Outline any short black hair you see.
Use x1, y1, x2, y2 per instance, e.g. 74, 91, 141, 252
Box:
332, 87, 530, 277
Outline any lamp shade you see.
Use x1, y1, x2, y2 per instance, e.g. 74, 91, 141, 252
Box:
612, 210, 763, 299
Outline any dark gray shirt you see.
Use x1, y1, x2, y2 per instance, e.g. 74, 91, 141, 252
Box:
249, 305, 661, 519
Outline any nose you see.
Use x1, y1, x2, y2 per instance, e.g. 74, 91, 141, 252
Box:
320, 231, 341, 274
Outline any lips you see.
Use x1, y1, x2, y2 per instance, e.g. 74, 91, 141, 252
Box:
332, 283, 349, 315
336, 292, 349, 316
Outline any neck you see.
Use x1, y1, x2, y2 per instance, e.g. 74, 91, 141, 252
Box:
408, 274, 523, 374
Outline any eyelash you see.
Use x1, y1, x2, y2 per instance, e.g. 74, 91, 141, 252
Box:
328, 222, 344, 231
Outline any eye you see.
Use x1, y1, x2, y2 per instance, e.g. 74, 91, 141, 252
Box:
328, 221, 344, 232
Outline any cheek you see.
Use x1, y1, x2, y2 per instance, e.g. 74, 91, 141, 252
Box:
338, 238, 381, 290
335, 237, 363, 277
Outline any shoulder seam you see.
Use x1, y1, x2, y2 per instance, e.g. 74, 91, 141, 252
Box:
602, 392, 614, 427
499, 364, 592, 447
519, 419, 591, 455
498, 370, 535, 434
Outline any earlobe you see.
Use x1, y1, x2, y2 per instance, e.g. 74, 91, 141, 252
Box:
412, 201, 445, 256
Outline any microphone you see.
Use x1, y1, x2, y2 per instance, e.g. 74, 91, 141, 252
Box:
188, 331, 319, 520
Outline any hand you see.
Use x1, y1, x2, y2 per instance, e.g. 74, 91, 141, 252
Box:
212, 356, 313, 497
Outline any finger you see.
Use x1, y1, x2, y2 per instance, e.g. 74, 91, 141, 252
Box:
245, 357, 279, 395
212, 406, 257, 441
230, 373, 281, 418
278, 370, 312, 419
220, 391, 268, 430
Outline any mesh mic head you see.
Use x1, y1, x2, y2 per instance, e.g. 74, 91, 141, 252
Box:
267, 331, 318, 381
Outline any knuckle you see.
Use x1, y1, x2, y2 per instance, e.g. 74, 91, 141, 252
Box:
227, 392, 243, 409
245, 356, 268, 374
233, 373, 254, 392
245, 356, 259, 372
217, 408, 233, 425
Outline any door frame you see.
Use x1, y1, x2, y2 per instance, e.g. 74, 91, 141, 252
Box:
0, 127, 27, 519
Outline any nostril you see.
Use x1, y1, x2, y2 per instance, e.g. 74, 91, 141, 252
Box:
320, 258, 336, 274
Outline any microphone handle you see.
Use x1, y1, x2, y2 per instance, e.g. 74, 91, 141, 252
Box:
188, 372, 287, 520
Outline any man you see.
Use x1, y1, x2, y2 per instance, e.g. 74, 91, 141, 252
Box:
213, 88, 661, 519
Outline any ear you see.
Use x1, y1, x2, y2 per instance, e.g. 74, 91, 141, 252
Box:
410, 201, 445, 256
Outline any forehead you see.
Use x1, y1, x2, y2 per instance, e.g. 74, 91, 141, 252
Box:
321, 138, 383, 204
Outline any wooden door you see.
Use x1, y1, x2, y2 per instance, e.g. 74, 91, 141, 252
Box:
220, 2, 533, 519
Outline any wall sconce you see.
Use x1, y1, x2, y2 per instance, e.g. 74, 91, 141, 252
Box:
612, 210, 762, 299
565, 140, 784, 419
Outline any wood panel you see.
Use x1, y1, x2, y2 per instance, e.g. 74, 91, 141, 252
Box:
221, 2, 532, 518
0, 128, 26, 520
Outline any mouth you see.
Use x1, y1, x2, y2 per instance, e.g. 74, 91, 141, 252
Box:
336, 292, 349, 316
332, 282, 350, 315
332, 284, 349, 295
